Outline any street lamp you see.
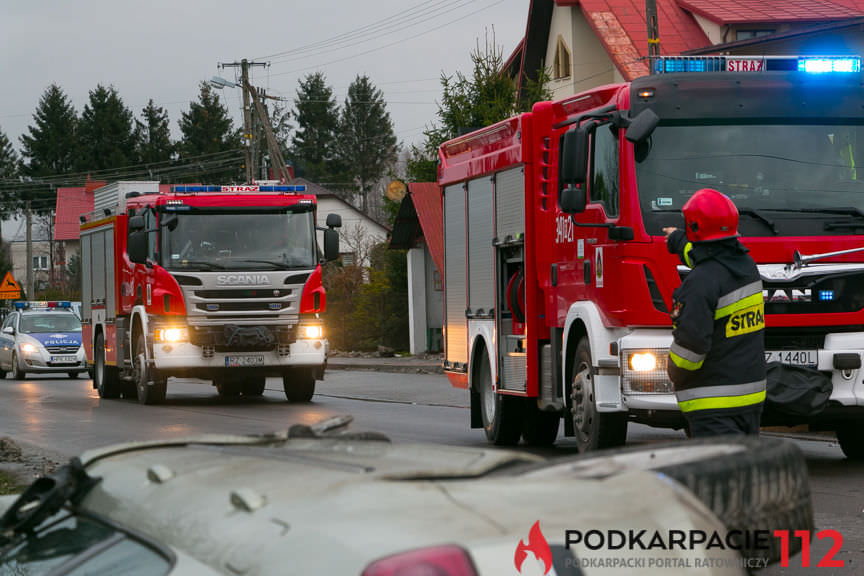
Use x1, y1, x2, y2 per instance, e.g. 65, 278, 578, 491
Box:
210, 76, 238, 89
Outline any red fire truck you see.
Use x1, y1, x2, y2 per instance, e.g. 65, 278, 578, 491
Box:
438, 55, 864, 457
80, 183, 341, 405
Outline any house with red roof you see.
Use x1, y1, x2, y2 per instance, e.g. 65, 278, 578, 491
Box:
508, 0, 864, 100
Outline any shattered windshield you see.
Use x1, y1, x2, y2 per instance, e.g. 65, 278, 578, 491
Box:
635, 123, 864, 236
160, 208, 317, 271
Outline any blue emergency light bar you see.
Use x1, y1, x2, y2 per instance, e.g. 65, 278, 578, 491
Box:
653, 55, 861, 75
171, 185, 307, 193
13, 301, 71, 310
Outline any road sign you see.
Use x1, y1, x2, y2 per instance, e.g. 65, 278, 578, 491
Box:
0, 272, 22, 300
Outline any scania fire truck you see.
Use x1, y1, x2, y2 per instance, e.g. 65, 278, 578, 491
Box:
438, 55, 864, 457
80, 182, 341, 405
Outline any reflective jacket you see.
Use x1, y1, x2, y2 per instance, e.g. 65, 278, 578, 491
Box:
666, 230, 766, 415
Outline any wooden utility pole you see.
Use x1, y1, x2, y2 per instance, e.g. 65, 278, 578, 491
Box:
220, 59, 268, 183
25, 201, 32, 299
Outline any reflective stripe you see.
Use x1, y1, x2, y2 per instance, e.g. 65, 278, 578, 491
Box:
683, 242, 694, 268
715, 292, 763, 320
716, 280, 762, 310
670, 351, 704, 371
678, 390, 766, 413
675, 379, 766, 402
670, 342, 706, 364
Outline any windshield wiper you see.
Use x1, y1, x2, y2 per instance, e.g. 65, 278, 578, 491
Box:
172, 260, 226, 270
226, 259, 294, 270
737, 207, 779, 235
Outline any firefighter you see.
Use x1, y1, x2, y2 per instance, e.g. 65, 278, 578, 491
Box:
663, 188, 766, 437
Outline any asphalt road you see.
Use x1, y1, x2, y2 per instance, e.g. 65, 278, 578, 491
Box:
0, 370, 862, 574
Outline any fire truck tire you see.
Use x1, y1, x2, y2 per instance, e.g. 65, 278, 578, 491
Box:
476, 347, 523, 445
242, 377, 266, 396
283, 368, 315, 402
569, 436, 812, 564
836, 422, 864, 460
133, 336, 167, 405
570, 337, 627, 452
94, 333, 121, 399
215, 377, 242, 398
522, 401, 560, 446
11, 353, 25, 380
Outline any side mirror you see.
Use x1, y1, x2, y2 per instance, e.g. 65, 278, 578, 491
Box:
128, 215, 146, 232
3, 326, 13, 335
561, 125, 591, 185
161, 215, 178, 231
560, 186, 587, 214
625, 109, 659, 144
127, 231, 148, 264
326, 213, 342, 229
324, 229, 340, 262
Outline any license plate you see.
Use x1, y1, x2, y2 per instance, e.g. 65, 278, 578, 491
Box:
765, 350, 817, 366
225, 355, 265, 367
50, 355, 78, 363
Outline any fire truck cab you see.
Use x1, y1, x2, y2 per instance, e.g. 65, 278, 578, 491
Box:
80, 183, 341, 405
439, 55, 864, 457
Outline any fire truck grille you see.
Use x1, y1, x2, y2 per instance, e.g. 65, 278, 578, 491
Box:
45, 346, 80, 354
194, 289, 293, 299
189, 325, 295, 352
195, 302, 288, 313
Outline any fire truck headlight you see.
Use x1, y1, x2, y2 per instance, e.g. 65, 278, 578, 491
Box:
630, 352, 658, 372
300, 325, 323, 339
20, 343, 38, 355
154, 327, 189, 343
622, 349, 674, 394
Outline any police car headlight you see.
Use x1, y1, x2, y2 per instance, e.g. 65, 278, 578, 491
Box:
300, 325, 323, 339
20, 343, 38, 355
154, 327, 189, 343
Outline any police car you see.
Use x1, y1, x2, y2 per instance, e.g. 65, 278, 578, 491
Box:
0, 301, 87, 379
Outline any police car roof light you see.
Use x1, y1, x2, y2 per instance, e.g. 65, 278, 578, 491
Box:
14, 301, 71, 310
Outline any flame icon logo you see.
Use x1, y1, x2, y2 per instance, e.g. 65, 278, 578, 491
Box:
514, 521, 553, 575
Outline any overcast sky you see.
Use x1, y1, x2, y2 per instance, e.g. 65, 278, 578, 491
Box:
0, 0, 528, 158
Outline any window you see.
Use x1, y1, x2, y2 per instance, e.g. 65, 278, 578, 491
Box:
32, 255, 49, 270
553, 35, 571, 79
433, 270, 443, 291
341, 252, 356, 267
590, 125, 620, 217
736, 29, 774, 41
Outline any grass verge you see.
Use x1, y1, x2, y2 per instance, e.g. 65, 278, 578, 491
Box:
0, 470, 23, 495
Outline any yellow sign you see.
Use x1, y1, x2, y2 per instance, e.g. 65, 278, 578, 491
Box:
726, 304, 765, 338
0, 272, 22, 300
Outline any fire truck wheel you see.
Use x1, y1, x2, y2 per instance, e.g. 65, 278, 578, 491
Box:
283, 369, 315, 402
94, 333, 121, 399
570, 337, 627, 452
522, 401, 560, 446
242, 377, 266, 396
476, 348, 523, 445
11, 353, 25, 380
133, 336, 167, 405
836, 422, 864, 460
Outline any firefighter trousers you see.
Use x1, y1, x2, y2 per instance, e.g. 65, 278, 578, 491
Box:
685, 405, 763, 438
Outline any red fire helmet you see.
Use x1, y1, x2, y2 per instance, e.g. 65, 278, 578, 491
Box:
682, 189, 739, 243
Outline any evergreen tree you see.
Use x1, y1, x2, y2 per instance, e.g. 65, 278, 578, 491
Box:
406, 36, 551, 183
289, 72, 340, 182
0, 128, 19, 217
133, 99, 174, 168
77, 84, 136, 172
335, 75, 397, 213
19, 84, 78, 213
177, 82, 240, 183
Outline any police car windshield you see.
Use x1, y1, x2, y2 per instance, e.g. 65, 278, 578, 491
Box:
20, 314, 82, 333
635, 123, 864, 236
161, 210, 317, 271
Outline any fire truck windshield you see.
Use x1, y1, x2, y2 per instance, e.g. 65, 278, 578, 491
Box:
635, 122, 864, 237
160, 209, 317, 271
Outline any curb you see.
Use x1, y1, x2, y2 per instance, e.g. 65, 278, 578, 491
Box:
326, 362, 443, 375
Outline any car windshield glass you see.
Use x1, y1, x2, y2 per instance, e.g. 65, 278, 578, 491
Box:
635, 123, 864, 236
20, 314, 82, 333
161, 209, 317, 271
